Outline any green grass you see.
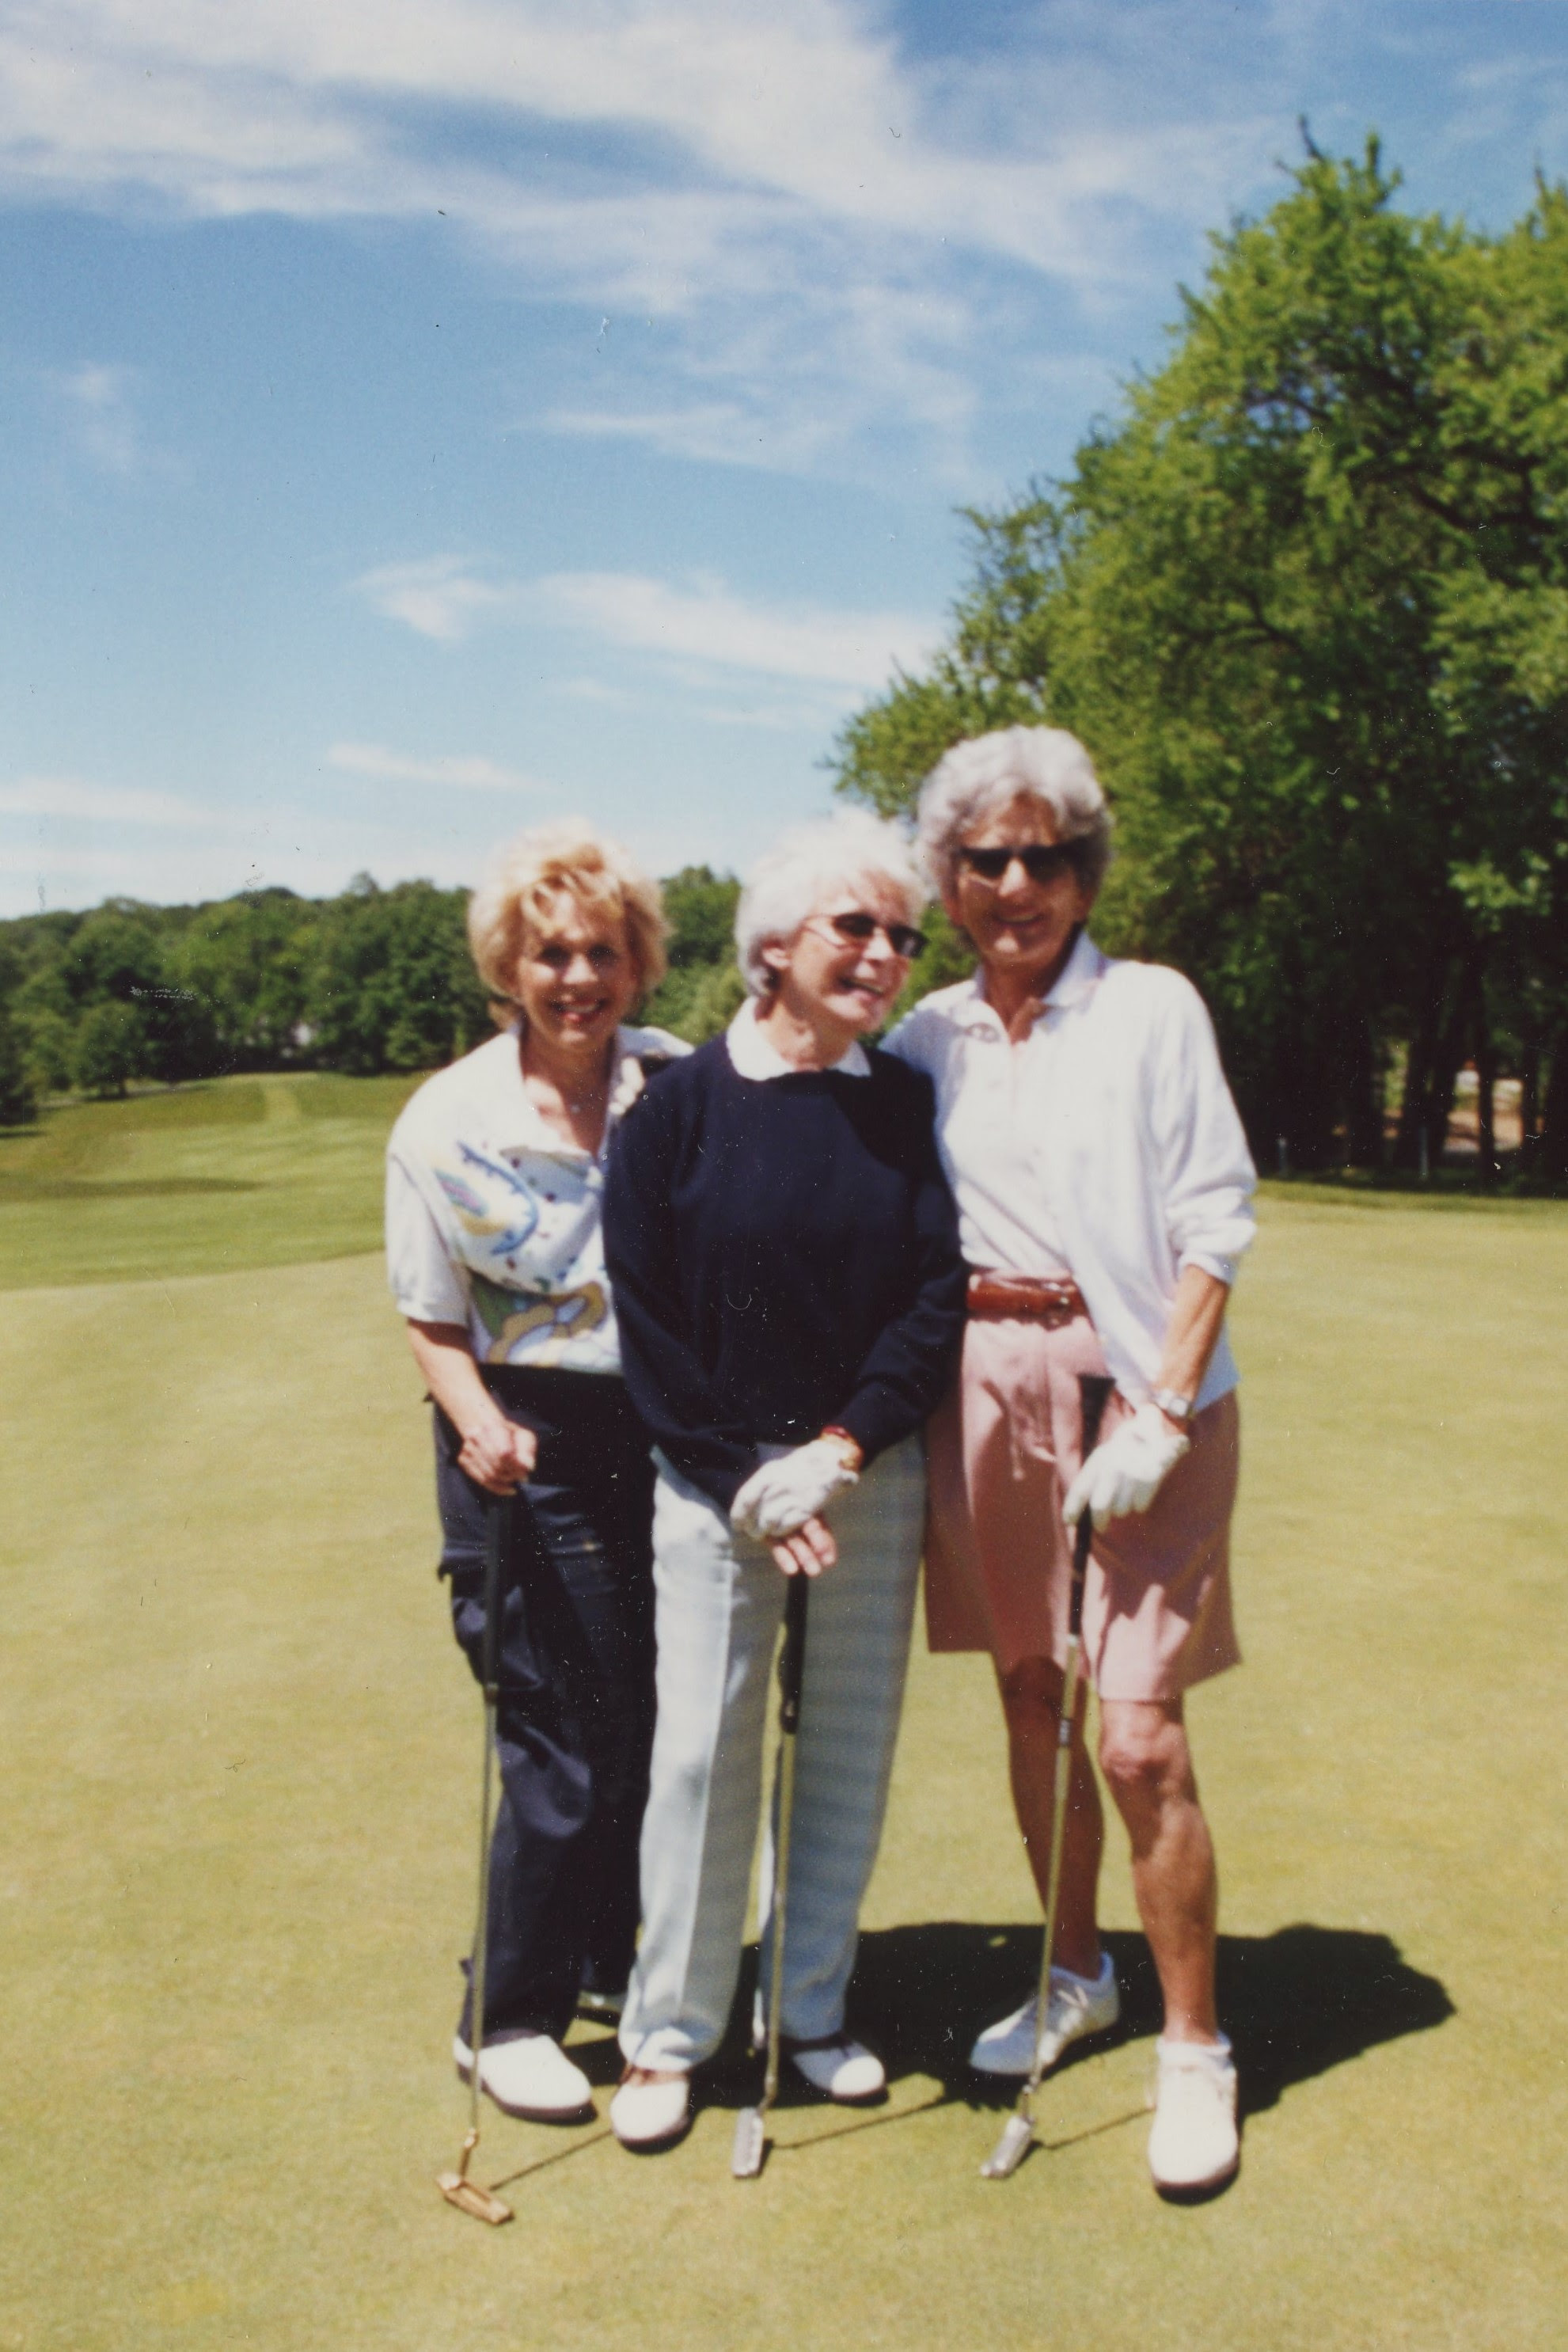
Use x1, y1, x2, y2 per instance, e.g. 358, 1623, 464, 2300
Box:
0, 1072, 423, 1289
2, 1090, 1565, 2350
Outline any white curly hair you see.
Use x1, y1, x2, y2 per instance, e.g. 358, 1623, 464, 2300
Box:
735, 809, 927, 997
917, 725, 1113, 898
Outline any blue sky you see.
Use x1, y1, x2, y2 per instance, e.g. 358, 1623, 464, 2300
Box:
2, 0, 1567, 917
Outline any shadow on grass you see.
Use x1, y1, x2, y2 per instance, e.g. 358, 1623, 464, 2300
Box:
0, 1175, 260, 1201
691, 1928, 1457, 2135
825, 1920, 1452, 2122
557, 1921, 1451, 2153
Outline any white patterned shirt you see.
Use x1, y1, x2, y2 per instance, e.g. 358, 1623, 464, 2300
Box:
385, 1023, 689, 1374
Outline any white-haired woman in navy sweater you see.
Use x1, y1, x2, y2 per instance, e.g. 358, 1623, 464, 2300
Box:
602, 811, 966, 2149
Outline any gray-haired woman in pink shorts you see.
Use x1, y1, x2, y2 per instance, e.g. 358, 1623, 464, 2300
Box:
885, 724, 1256, 2199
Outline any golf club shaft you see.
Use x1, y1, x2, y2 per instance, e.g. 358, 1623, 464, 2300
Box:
762, 1726, 797, 2111
1020, 1374, 1115, 2103
762, 1575, 810, 2115
468, 1491, 508, 2134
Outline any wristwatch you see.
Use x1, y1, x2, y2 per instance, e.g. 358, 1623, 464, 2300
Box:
1150, 1387, 1194, 1425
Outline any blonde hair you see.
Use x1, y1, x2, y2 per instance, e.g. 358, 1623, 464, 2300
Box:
467, 819, 668, 1005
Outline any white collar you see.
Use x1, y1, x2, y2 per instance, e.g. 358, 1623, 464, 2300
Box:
955, 929, 1106, 1035
725, 996, 872, 1081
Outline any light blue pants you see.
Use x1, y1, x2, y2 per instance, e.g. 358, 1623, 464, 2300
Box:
619, 1439, 924, 2071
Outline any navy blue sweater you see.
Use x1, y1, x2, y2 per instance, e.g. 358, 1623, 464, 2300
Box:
602, 1036, 966, 1510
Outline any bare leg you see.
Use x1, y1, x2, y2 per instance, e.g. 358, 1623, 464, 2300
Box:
997, 1655, 1104, 1981
1097, 1697, 1219, 2043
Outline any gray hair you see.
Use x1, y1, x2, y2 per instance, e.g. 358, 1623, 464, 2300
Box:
735, 809, 928, 997
917, 725, 1113, 897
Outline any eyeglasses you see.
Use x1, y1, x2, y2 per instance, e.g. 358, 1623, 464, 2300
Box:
958, 843, 1082, 885
808, 911, 926, 959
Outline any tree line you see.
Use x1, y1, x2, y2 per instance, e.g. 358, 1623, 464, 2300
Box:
0, 867, 745, 1126
835, 140, 1568, 1179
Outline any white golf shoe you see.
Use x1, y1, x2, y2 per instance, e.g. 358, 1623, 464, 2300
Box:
609, 2069, 691, 2149
968, 1952, 1121, 2077
786, 2036, 887, 2103
1147, 2035, 1239, 2197
452, 2031, 594, 2122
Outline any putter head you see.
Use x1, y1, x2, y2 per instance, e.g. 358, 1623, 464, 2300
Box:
437, 2170, 513, 2226
731, 2104, 768, 2179
980, 2112, 1035, 2180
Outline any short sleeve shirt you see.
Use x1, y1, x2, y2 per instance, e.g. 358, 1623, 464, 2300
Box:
385, 1022, 689, 1374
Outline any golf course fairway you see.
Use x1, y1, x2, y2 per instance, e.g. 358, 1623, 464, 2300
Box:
1, 1076, 1563, 2350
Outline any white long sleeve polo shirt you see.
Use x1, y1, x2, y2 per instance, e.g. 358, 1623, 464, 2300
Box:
385, 1021, 689, 1374
883, 932, 1256, 1409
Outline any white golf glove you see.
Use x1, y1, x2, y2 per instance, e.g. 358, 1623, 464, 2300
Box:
1061, 1402, 1190, 1530
731, 1439, 860, 1541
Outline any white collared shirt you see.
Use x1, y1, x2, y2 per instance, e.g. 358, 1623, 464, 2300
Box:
884, 933, 1256, 1408
724, 994, 871, 1081
385, 1021, 689, 1373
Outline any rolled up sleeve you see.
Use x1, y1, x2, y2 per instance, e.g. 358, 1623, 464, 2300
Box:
1153, 982, 1257, 1286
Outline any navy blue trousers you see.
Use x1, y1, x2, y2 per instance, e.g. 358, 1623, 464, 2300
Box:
435, 1367, 656, 2044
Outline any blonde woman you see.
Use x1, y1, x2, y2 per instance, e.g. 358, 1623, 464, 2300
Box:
385, 822, 685, 2122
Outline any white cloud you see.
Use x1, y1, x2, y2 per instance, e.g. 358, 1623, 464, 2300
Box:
53, 360, 147, 474
0, 2, 1315, 479
350, 555, 518, 643
0, 774, 238, 828
0, 839, 337, 910
326, 741, 542, 791
0, 3, 1279, 277
351, 551, 937, 693
533, 570, 940, 690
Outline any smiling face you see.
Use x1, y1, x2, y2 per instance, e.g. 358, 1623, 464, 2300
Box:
511, 888, 640, 1063
943, 792, 1095, 998
763, 876, 918, 1045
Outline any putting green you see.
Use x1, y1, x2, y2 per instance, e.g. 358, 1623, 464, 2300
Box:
1, 1093, 1564, 2349
0, 1071, 420, 1290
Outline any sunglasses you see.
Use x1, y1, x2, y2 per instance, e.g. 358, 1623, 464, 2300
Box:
958, 843, 1082, 884
811, 910, 926, 959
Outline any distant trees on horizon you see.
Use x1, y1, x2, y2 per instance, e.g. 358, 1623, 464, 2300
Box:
0, 866, 746, 1125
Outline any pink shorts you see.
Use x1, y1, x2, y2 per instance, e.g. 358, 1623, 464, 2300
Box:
924, 1313, 1241, 1702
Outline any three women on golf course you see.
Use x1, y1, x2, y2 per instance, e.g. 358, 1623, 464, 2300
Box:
386, 723, 1257, 2196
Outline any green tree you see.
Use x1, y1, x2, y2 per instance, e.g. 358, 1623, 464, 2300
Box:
309, 878, 490, 1075
71, 1001, 148, 1099
0, 1007, 38, 1127
643, 867, 746, 1040
165, 891, 315, 1070
835, 142, 1568, 1172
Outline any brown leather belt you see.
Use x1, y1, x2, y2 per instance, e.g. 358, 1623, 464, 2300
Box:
966, 1269, 1087, 1325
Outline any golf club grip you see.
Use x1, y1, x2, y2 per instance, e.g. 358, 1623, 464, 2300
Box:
778, 1575, 808, 1735
480, 1492, 508, 1698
